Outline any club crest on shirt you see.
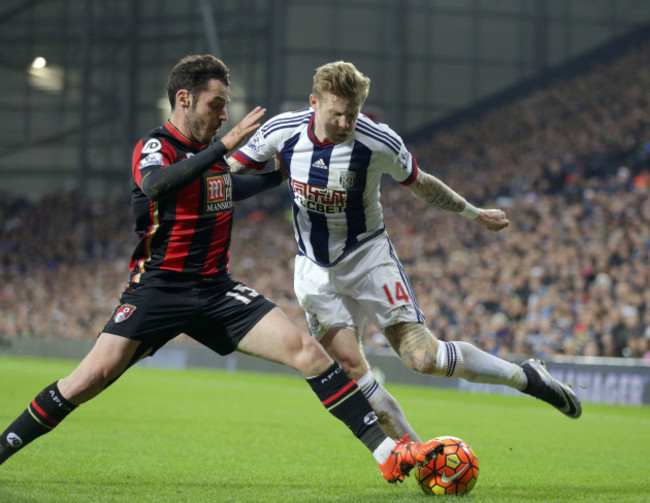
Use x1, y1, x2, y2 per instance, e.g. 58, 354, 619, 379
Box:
339, 172, 356, 190
114, 304, 137, 324
204, 173, 233, 213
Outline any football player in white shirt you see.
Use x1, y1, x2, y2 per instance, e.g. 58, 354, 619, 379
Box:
229, 61, 582, 440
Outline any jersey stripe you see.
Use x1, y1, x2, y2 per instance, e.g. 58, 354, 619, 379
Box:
281, 133, 308, 255
356, 116, 402, 149
262, 113, 311, 137
345, 141, 372, 250
161, 179, 201, 271
201, 213, 232, 275
356, 121, 401, 154
308, 145, 334, 265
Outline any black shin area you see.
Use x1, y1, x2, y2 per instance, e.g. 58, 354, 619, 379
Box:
0, 381, 76, 464
307, 363, 386, 452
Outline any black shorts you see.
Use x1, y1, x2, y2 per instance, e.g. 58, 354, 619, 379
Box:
102, 274, 276, 358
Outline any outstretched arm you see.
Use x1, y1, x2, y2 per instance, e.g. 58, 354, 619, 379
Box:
231, 171, 283, 201
141, 107, 266, 200
408, 169, 509, 231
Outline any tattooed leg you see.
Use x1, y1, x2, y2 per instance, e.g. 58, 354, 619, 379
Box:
384, 322, 527, 388
384, 322, 440, 375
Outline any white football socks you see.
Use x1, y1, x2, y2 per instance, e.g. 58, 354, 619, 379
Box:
436, 341, 527, 390
372, 437, 397, 463
357, 370, 422, 442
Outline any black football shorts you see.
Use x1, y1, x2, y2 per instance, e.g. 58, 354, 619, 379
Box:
101, 274, 276, 357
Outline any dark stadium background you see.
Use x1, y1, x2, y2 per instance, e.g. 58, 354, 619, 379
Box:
1, 0, 649, 405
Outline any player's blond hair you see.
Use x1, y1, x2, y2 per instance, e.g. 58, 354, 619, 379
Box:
312, 61, 370, 105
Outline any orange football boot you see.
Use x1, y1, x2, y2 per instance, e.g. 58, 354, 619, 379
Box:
378, 434, 445, 483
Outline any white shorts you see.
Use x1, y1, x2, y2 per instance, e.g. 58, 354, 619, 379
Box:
294, 234, 425, 340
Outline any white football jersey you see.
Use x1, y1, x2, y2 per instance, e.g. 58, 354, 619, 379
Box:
232, 108, 418, 266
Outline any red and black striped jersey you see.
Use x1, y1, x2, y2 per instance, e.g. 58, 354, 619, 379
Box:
129, 122, 234, 282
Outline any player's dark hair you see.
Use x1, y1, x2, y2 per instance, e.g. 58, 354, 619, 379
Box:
167, 54, 230, 109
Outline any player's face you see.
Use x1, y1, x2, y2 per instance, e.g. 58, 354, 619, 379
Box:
310, 92, 361, 144
185, 78, 230, 144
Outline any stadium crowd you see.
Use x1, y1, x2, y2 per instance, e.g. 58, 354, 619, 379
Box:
1, 42, 650, 360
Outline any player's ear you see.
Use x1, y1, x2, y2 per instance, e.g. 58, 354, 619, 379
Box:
176, 89, 191, 110
309, 94, 318, 108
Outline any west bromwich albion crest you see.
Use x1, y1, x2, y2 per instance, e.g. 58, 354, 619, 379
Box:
339, 172, 356, 190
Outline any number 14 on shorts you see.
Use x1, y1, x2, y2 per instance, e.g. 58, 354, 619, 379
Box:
382, 282, 410, 305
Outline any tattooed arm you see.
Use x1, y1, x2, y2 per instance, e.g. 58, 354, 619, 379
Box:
408, 169, 510, 231
409, 169, 469, 213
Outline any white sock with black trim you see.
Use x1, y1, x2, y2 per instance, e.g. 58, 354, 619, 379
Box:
436, 341, 527, 390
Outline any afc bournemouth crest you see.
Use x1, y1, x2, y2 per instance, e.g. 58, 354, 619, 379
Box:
339, 172, 356, 190
114, 304, 137, 324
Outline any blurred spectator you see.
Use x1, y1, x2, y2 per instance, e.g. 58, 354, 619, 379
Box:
3, 39, 650, 360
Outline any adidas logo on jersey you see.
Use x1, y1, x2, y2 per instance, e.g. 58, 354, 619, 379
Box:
312, 158, 328, 169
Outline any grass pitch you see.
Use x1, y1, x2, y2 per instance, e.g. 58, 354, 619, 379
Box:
0, 356, 648, 503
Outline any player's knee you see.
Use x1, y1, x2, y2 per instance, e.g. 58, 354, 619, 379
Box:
293, 334, 332, 375
330, 354, 365, 379
404, 351, 439, 375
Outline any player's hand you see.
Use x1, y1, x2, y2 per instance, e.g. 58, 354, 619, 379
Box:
221, 106, 266, 151
476, 208, 509, 231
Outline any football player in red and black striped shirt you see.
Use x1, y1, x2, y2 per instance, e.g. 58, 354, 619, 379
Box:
0, 55, 443, 484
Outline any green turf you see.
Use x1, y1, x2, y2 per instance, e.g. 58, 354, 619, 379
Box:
0, 356, 648, 502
